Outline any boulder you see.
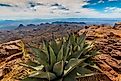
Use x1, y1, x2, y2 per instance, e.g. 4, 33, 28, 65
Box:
113, 22, 121, 29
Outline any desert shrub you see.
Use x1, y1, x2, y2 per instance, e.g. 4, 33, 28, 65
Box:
20, 33, 100, 81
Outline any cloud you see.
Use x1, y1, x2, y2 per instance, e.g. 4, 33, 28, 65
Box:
0, 3, 13, 7
104, 7, 121, 13
27, 1, 45, 11
0, 0, 87, 19
28, 2, 44, 7
51, 3, 61, 7
98, 0, 105, 3
50, 3, 69, 11
0, 0, 121, 19
108, 0, 118, 1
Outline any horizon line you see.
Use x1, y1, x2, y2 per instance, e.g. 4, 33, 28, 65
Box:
1, 17, 121, 21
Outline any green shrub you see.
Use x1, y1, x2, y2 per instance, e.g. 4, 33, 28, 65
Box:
21, 33, 100, 81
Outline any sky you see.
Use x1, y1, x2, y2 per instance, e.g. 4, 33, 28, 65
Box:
0, 0, 121, 20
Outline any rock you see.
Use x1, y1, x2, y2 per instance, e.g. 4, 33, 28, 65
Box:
79, 24, 121, 81
0, 40, 26, 81
95, 54, 119, 81
27, 24, 36, 27
111, 50, 121, 58
107, 32, 120, 38
0, 69, 3, 77
18, 24, 24, 27
117, 75, 121, 81
84, 26, 89, 29
0, 40, 23, 61
15, 24, 25, 30
86, 36, 95, 40
113, 22, 121, 29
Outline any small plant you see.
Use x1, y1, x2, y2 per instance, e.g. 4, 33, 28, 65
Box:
21, 33, 100, 81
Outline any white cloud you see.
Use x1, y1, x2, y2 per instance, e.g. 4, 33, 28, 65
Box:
98, 0, 105, 3
0, 0, 90, 19
0, 0, 120, 19
104, 7, 121, 13
108, 0, 118, 1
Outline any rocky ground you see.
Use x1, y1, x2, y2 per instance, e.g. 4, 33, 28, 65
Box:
0, 23, 84, 45
0, 22, 121, 81
79, 22, 121, 81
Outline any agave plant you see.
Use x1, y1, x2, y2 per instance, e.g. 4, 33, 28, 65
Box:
21, 33, 100, 81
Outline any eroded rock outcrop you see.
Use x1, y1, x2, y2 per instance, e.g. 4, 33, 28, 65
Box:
79, 25, 121, 81
114, 22, 121, 29
0, 40, 28, 81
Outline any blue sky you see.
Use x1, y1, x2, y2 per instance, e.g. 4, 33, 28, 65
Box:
83, 0, 121, 12
0, 0, 121, 19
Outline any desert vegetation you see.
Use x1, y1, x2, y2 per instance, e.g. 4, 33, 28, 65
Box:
18, 33, 101, 81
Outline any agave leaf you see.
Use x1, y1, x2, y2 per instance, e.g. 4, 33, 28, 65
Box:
54, 79, 63, 81
20, 63, 44, 71
57, 45, 64, 61
21, 77, 41, 81
83, 43, 90, 48
57, 38, 63, 51
49, 46, 56, 66
26, 61, 40, 67
63, 76, 77, 81
65, 58, 81, 70
63, 39, 68, 51
50, 39, 58, 55
29, 71, 56, 80
73, 45, 78, 51
79, 32, 86, 43
63, 42, 70, 62
42, 40, 49, 52
30, 46, 48, 65
77, 73, 97, 78
69, 50, 82, 59
78, 45, 93, 58
77, 45, 81, 51
78, 33, 86, 49
89, 49, 98, 57
42, 40, 49, 60
53, 61, 64, 76
69, 33, 76, 45
63, 65, 93, 81
84, 49, 98, 59
85, 63, 102, 72
64, 58, 86, 76
63, 71, 77, 81
76, 67, 93, 76
76, 36, 80, 44
68, 45, 89, 59
63, 67, 92, 81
